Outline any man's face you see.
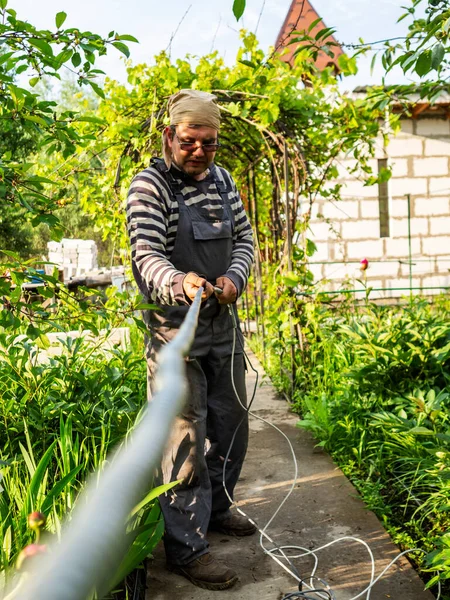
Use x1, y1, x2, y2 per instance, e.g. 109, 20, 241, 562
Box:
167, 123, 219, 177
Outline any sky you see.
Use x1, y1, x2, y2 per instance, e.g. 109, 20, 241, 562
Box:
10, 0, 418, 91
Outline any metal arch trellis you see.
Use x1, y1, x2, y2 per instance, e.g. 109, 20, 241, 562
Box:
113, 88, 313, 398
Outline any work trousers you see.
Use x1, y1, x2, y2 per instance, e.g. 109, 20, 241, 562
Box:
147, 347, 248, 566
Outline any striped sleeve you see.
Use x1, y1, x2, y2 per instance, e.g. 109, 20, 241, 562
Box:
126, 168, 188, 306
218, 168, 254, 296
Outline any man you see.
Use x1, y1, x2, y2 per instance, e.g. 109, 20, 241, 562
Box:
126, 89, 255, 590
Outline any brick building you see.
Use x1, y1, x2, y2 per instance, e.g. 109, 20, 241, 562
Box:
276, 1, 450, 299
275, 0, 342, 71
305, 92, 450, 299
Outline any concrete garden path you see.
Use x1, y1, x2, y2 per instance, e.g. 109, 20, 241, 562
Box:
146, 351, 436, 600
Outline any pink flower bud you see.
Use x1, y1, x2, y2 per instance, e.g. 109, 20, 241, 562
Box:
360, 258, 369, 271
27, 511, 46, 531
16, 543, 47, 570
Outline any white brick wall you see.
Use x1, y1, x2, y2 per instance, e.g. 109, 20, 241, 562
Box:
306, 118, 450, 298
321, 200, 359, 220
341, 219, 379, 240
309, 221, 333, 240
360, 200, 380, 218
400, 120, 413, 134
390, 177, 428, 197
313, 243, 329, 261
388, 137, 423, 157
415, 196, 449, 216
390, 217, 429, 237
336, 159, 358, 178
340, 179, 378, 198
421, 274, 450, 290
384, 237, 421, 257
429, 177, 450, 194
391, 198, 410, 218
309, 263, 323, 281
413, 157, 448, 177
323, 263, 353, 280
384, 278, 422, 297
429, 217, 450, 236
400, 258, 436, 277
424, 138, 450, 156
346, 239, 384, 259
422, 236, 450, 255
364, 261, 401, 277
416, 119, 450, 137
301, 200, 322, 219
391, 158, 409, 178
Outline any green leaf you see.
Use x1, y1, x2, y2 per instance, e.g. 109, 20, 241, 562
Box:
306, 238, 317, 257
55, 11, 67, 28
112, 502, 164, 587
233, 0, 245, 21
22, 114, 48, 126
0, 0, 7, 9
22, 440, 57, 517
129, 481, 179, 517
134, 303, 159, 311
115, 34, 139, 43
283, 272, 300, 287
230, 77, 249, 89
307, 17, 323, 32
75, 115, 107, 125
55, 49, 73, 67
315, 27, 335, 41
0, 51, 14, 65
431, 43, 445, 70
41, 465, 83, 515
71, 52, 81, 67
415, 49, 432, 76
28, 38, 54, 57
112, 41, 130, 58
87, 80, 105, 99
239, 59, 256, 69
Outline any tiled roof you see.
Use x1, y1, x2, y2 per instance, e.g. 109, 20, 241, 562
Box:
275, 0, 343, 71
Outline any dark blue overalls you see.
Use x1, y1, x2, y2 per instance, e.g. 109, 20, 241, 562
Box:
145, 160, 249, 566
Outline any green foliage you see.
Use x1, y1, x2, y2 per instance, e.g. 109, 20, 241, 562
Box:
366, 0, 450, 100
0, 1, 135, 215
0, 313, 169, 599
38, 32, 385, 265
0, 318, 146, 559
233, 0, 246, 21
255, 295, 450, 595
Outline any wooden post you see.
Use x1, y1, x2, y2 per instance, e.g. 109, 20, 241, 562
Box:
284, 141, 296, 397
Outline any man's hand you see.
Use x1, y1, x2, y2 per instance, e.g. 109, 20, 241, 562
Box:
183, 272, 214, 301
214, 276, 237, 305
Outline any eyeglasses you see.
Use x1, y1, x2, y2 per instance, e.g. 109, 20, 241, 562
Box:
174, 133, 221, 153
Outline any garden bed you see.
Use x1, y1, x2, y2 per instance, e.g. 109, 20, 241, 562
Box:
255, 295, 450, 598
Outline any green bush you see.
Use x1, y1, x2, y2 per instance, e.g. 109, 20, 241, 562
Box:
256, 295, 450, 595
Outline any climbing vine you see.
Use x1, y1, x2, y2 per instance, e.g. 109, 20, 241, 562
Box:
38, 32, 388, 267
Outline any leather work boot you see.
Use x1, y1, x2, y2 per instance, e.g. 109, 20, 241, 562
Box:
209, 513, 258, 536
168, 553, 239, 590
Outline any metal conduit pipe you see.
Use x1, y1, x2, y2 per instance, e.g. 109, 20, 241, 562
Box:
12, 289, 204, 600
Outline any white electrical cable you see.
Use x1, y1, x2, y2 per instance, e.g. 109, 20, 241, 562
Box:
223, 304, 442, 600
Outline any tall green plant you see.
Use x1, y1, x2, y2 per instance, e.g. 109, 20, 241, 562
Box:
255, 295, 450, 595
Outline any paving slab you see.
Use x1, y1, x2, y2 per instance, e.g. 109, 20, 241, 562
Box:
146, 350, 436, 600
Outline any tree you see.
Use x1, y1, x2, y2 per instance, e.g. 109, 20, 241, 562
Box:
0, 0, 136, 232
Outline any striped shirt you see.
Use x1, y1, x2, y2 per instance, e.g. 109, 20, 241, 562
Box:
126, 161, 254, 306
